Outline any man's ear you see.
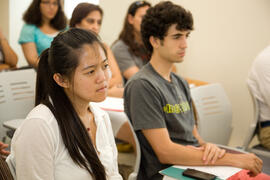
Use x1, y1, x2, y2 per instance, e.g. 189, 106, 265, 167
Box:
53, 73, 69, 88
128, 14, 134, 25
149, 36, 160, 49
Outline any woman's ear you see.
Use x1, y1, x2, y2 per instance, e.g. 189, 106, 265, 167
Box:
53, 73, 69, 88
128, 14, 134, 25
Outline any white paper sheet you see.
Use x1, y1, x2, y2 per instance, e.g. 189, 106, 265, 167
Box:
92, 97, 124, 112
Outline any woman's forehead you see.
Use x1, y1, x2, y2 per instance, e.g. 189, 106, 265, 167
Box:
77, 44, 106, 68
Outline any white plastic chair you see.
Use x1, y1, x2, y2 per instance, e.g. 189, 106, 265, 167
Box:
244, 85, 270, 157
126, 119, 141, 180
191, 83, 232, 145
93, 97, 141, 179
0, 69, 36, 141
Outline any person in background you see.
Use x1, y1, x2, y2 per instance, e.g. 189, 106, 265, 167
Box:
70, 3, 123, 98
69, 3, 135, 151
247, 45, 270, 150
124, 1, 263, 179
111, 1, 151, 82
6, 28, 122, 180
19, 0, 66, 68
0, 28, 18, 70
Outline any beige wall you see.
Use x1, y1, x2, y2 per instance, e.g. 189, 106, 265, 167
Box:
0, 0, 9, 39
99, 0, 270, 146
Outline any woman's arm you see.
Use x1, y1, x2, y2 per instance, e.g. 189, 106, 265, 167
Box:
21, 42, 39, 68
10, 117, 55, 179
0, 29, 18, 68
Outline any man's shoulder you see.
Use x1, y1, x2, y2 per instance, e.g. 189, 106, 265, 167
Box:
127, 64, 156, 84
171, 72, 189, 86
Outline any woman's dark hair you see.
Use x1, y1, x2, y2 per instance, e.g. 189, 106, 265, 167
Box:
23, 0, 67, 30
141, 1, 194, 54
69, 2, 103, 28
117, 1, 151, 60
36, 28, 106, 179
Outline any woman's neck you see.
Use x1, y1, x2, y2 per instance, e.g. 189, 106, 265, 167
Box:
134, 31, 142, 44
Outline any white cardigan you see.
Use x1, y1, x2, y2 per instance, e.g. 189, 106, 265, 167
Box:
6, 103, 122, 180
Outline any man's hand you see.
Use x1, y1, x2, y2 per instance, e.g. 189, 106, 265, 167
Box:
0, 141, 10, 156
237, 153, 263, 177
200, 143, 226, 164
186, 143, 226, 164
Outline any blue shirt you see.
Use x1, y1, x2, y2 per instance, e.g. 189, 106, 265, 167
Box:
19, 24, 60, 56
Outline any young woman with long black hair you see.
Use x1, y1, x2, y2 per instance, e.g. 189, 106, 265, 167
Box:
6, 28, 122, 180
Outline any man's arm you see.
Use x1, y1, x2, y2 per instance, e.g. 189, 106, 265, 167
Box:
142, 128, 263, 176
192, 125, 226, 164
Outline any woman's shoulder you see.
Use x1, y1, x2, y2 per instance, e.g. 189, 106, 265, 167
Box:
26, 104, 55, 124
111, 39, 128, 50
21, 23, 38, 32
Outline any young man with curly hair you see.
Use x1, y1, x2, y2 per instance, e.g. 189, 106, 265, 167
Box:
124, 1, 263, 179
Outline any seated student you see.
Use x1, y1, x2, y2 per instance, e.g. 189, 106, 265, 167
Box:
0, 141, 9, 156
111, 1, 151, 81
0, 28, 18, 70
69, 3, 135, 151
70, 3, 123, 98
6, 28, 122, 180
19, 0, 66, 68
124, 2, 263, 179
247, 45, 270, 150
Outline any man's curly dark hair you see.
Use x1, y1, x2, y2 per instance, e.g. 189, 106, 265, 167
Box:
141, 1, 194, 54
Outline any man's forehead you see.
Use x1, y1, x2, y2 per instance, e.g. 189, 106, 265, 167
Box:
166, 24, 191, 35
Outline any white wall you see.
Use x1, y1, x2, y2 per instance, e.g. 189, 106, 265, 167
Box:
9, 0, 32, 67
99, 0, 270, 146
0, 0, 9, 39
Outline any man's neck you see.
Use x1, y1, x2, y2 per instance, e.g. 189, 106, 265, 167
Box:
150, 53, 174, 82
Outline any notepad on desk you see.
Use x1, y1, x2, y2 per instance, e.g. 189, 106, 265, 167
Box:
92, 97, 124, 112
160, 165, 242, 180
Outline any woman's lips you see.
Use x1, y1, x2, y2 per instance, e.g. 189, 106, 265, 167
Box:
96, 85, 107, 92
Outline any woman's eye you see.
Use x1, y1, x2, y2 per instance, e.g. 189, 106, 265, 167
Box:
87, 70, 95, 74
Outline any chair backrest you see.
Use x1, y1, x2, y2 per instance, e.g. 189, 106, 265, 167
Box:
246, 85, 270, 157
127, 119, 141, 180
0, 69, 36, 140
0, 157, 14, 180
191, 83, 232, 145
242, 85, 260, 150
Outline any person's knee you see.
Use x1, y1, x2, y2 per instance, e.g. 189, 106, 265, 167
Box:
259, 126, 270, 149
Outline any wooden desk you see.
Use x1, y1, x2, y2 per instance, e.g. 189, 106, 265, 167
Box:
3, 119, 24, 130
0, 64, 10, 71
185, 78, 208, 87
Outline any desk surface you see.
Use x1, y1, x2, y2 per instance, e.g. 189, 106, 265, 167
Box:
0, 64, 10, 71
3, 119, 24, 130
185, 78, 208, 87
93, 97, 124, 112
